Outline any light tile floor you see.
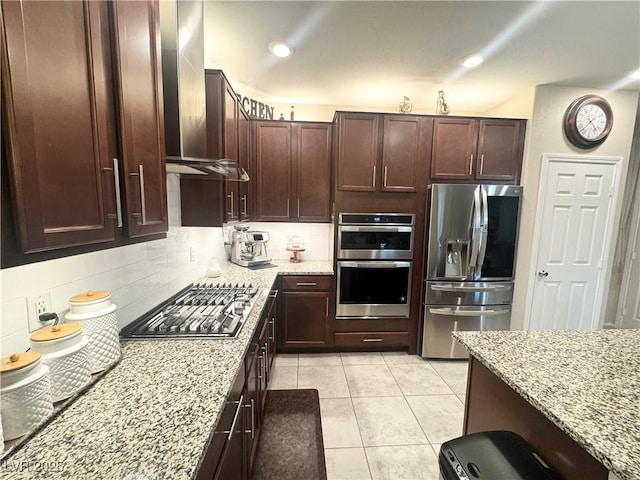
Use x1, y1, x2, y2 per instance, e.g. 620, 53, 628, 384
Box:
269, 352, 469, 480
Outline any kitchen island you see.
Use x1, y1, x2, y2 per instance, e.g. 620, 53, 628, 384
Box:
454, 329, 640, 480
1, 260, 332, 479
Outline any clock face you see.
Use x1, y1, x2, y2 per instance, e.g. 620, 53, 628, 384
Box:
563, 95, 613, 148
576, 104, 607, 140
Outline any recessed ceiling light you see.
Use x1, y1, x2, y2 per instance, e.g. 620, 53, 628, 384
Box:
630, 68, 640, 80
269, 41, 294, 58
461, 54, 484, 68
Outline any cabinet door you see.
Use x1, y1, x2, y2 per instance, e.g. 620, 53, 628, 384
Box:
244, 343, 260, 477
237, 109, 251, 220
476, 119, 524, 182
295, 123, 332, 221
381, 115, 423, 192
336, 113, 379, 191
112, 0, 167, 237
2, 0, 118, 252
223, 84, 240, 221
282, 291, 330, 348
254, 122, 292, 221
431, 118, 478, 181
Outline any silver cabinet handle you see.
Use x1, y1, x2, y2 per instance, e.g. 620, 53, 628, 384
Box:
469, 154, 474, 175
268, 289, 279, 298
257, 354, 264, 380
287, 198, 290, 217
383, 165, 388, 188
268, 318, 275, 341
262, 344, 269, 383
372, 165, 376, 188
296, 282, 317, 286
221, 395, 244, 441
479, 154, 485, 175
104, 159, 123, 227
138, 165, 147, 224
326, 297, 329, 317
362, 338, 382, 342
297, 198, 300, 219
241, 195, 247, 217
128, 165, 147, 224
227, 191, 234, 217
244, 398, 255, 439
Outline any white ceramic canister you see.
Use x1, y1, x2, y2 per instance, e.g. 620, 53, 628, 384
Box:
65, 290, 120, 373
29, 323, 91, 402
0, 351, 53, 441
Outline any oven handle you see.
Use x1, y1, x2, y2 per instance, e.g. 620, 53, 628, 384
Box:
339, 261, 411, 268
339, 226, 413, 233
428, 307, 510, 317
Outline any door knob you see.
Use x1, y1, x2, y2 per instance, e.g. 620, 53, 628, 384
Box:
537, 270, 549, 277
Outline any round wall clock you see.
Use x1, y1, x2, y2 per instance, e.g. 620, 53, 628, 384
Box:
563, 94, 613, 148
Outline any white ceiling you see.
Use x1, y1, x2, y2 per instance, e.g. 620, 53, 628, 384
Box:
203, 1, 640, 114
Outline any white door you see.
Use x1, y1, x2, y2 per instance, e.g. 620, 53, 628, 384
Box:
528, 154, 622, 330
617, 197, 640, 328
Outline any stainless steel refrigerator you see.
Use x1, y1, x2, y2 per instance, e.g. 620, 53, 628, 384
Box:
421, 184, 523, 358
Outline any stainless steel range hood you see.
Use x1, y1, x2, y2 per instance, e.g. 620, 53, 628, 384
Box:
160, 0, 248, 181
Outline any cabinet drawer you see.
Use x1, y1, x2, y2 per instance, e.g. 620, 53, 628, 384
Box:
282, 275, 331, 291
334, 331, 409, 346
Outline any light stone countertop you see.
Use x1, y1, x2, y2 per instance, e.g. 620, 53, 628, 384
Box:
2, 260, 333, 479
454, 329, 640, 480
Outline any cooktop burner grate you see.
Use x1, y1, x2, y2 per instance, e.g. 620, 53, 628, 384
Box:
120, 283, 260, 339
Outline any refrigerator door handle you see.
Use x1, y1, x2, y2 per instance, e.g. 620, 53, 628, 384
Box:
428, 307, 510, 317
468, 187, 482, 272
430, 284, 513, 292
476, 188, 489, 271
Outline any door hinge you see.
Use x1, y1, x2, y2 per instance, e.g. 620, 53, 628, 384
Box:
632, 250, 637, 261
598, 259, 603, 269
609, 186, 614, 197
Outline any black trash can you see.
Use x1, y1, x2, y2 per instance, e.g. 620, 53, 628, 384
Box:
439, 431, 559, 480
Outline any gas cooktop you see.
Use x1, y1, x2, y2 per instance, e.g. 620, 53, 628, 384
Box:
120, 283, 260, 339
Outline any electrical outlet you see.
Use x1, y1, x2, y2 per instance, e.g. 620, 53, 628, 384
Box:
26, 292, 52, 332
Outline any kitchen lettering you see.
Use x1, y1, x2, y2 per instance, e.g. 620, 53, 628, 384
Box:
237, 94, 274, 120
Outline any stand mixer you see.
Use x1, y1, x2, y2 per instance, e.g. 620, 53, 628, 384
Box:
229, 225, 272, 267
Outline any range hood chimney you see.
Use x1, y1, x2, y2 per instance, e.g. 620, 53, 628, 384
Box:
159, 0, 248, 181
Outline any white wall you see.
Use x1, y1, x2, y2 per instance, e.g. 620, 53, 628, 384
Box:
0, 173, 332, 357
511, 85, 639, 330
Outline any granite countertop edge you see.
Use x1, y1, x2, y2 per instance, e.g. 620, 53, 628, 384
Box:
453, 329, 640, 480
2, 260, 333, 480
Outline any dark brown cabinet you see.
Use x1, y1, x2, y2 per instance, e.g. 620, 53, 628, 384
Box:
1, 0, 166, 253
335, 112, 431, 193
430, 117, 525, 183
280, 276, 332, 350
204, 69, 250, 223
253, 121, 332, 222
112, 0, 168, 237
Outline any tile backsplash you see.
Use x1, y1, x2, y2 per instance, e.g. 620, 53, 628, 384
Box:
0, 174, 332, 357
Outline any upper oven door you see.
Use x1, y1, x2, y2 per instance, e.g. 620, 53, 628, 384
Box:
338, 225, 414, 259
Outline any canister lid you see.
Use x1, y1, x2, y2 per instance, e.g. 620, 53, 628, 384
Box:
70, 290, 110, 303
0, 351, 41, 373
30, 322, 82, 342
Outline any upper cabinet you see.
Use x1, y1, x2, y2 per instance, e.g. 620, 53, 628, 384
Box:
253, 121, 332, 222
335, 113, 432, 193
204, 69, 250, 223
112, 0, 167, 237
1, 0, 167, 253
430, 117, 526, 184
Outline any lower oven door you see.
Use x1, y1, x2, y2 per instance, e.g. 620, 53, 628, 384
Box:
337, 261, 412, 318
421, 305, 511, 359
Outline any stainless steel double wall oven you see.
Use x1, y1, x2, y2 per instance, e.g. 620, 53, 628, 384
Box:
336, 213, 415, 318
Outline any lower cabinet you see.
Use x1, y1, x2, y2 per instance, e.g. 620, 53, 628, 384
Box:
199, 286, 278, 480
279, 276, 332, 350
